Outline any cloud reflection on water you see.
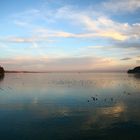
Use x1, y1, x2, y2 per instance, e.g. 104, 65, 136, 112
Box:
0, 73, 140, 139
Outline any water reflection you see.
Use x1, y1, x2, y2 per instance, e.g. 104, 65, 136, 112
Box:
134, 74, 140, 79
0, 73, 4, 82
0, 73, 140, 140
128, 73, 140, 79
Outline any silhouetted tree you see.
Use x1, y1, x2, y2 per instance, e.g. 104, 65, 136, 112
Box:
0, 66, 4, 75
128, 66, 140, 73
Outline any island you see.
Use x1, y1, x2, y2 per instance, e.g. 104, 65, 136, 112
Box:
0, 66, 4, 76
127, 66, 140, 73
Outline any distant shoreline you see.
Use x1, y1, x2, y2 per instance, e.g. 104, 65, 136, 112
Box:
5, 70, 125, 73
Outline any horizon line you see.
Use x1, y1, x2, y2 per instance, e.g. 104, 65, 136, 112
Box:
4, 70, 126, 73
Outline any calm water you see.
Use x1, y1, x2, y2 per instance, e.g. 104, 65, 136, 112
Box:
0, 73, 140, 140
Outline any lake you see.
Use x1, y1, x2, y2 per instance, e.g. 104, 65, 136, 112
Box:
0, 73, 140, 140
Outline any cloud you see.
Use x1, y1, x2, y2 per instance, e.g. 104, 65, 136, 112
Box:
0, 43, 7, 48
47, 7, 129, 41
38, 9, 140, 41
77, 15, 127, 37
0, 56, 122, 71
120, 57, 132, 61
12, 9, 41, 24
6, 37, 40, 43
34, 28, 127, 41
102, 0, 140, 13
78, 15, 140, 41
1, 3, 140, 71
13, 20, 29, 27
136, 60, 140, 64
1, 36, 55, 43
10, 5, 140, 43
34, 17, 132, 41
0, 29, 129, 44
3, 19, 140, 44
113, 39, 140, 49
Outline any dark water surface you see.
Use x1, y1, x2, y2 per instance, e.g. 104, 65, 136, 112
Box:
0, 73, 140, 140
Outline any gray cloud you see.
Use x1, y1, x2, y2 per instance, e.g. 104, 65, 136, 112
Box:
102, 0, 140, 13
120, 57, 132, 61
112, 39, 140, 49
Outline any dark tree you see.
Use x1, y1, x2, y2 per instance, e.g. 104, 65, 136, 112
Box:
0, 66, 4, 75
128, 66, 140, 73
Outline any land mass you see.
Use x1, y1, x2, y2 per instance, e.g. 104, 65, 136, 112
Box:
127, 66, 140, 73
1, 65, 139, 74
0, 66, 4, 76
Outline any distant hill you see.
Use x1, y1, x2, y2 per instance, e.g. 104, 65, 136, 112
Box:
0, 66, 4, 75
127, 66, 140, 73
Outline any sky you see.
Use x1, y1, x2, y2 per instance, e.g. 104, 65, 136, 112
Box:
0, 0, 140, 71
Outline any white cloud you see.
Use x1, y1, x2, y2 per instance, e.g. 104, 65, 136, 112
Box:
12, 9, 41, 23
1, 36, 55, 43
33, 15, 140, 41
3, 16, 140, 43
9, 5, 140, 42
14, 20, 29, 27
76, 15, 140, 41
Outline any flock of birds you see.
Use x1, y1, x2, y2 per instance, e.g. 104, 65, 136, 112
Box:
87, 90, 133, 102
85, 89, 135, 105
